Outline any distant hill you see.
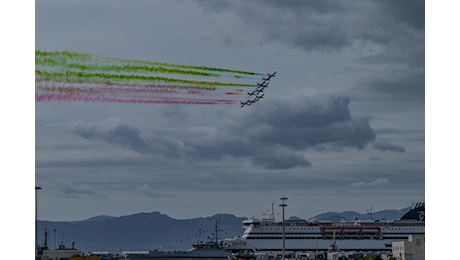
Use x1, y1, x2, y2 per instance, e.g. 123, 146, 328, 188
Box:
313, 207, 410, 222
37, 208, 408, 252
38, 212, 245, 252
75, 215, 117, 223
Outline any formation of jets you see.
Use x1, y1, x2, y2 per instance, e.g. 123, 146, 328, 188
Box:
240, 72, 275, 108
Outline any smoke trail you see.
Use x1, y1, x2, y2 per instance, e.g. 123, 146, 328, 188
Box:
36, 70, 254, 87
35, 50, 270, 105
36, 50, 263, 77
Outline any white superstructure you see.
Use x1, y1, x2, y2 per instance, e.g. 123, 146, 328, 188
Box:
235, 202, 425, 252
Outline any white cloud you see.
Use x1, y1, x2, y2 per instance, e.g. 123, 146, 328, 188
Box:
350, 178, 390, 188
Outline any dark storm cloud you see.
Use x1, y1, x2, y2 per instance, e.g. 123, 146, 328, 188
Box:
380, 0, 425, 29
66, 96, 377, 170
69, 120, 186, 159
171, 96, 377, 169
237, 96, 376, 150
373, 140, 406, 152
71, 121, 149, 153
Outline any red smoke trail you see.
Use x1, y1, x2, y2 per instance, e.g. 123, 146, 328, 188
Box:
224, 91, 244, 95
35, 93, 236, 105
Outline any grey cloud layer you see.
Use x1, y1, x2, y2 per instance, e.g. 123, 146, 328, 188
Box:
195, 0, 424, 52
70, 96, 382, 170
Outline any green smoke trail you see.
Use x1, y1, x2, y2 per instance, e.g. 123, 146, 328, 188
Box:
37, 80, 217, 91
36, 60, 222, 78
36, 54, 222, 78
35, 50, 264, 77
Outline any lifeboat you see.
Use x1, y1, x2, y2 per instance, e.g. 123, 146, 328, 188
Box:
361, 227, 380, 232
324, 227, 342, 232
343, 227, 361, 232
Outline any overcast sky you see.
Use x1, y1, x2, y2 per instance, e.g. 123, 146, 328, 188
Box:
31, 0, 429, 222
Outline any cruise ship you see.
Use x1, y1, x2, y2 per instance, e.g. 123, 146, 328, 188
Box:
234, 202, 424, 252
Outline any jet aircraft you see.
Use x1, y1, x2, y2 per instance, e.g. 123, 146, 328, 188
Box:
262, 72, 276, 81
256, 82, 269, 88
247, 90, 257, 96
240, 100, 251, 107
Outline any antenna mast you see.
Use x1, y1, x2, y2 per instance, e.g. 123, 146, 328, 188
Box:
213, 217, 223, 245
367, 205, 373, 220
271, 201, 275, 221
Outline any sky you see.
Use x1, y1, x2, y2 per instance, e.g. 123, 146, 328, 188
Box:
31, 0, 430, 222
2, 1, 460, 258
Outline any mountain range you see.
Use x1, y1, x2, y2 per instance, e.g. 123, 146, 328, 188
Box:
37, 207, 409, 252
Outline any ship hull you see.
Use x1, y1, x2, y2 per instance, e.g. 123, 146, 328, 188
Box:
242, 238, 408, 252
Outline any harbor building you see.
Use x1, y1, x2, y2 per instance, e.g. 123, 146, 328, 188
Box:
391, 234, 425, 260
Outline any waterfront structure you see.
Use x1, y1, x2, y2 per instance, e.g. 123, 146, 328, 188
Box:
42, 248, 83, 260
42, 240, 83, 260
392, 234, 425, 260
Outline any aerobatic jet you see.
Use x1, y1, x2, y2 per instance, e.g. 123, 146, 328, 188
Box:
247, 90, 257, 96
251, 93, 264, 102
256, 82, 269, 88
262, 72, 276, 81
240, 100, 250, 107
